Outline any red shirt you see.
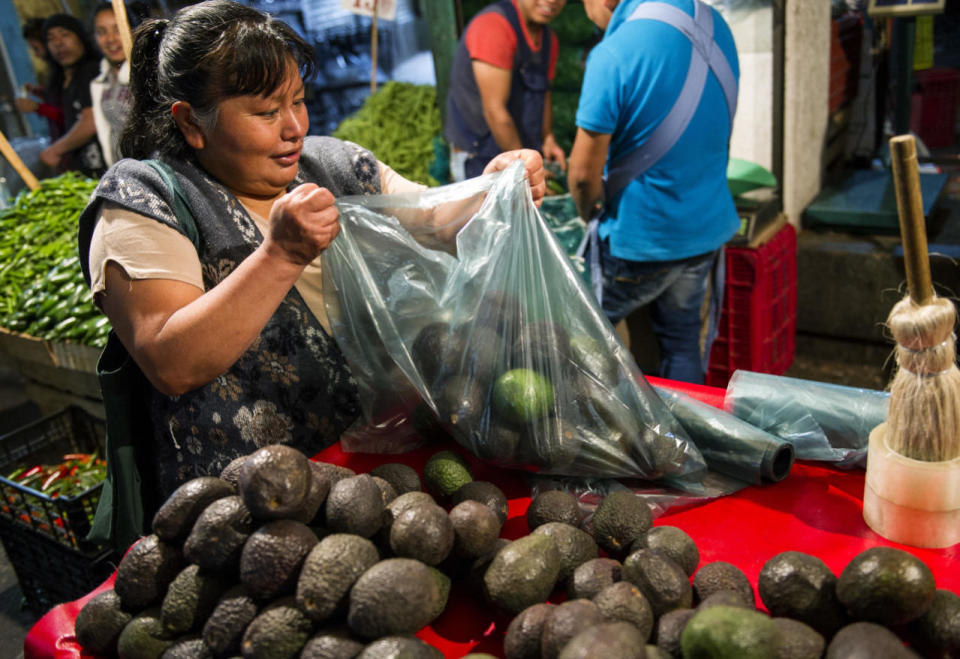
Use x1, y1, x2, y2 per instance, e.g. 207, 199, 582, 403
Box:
464, 0, 559, 81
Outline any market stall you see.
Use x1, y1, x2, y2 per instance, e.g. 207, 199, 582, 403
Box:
21, 375, 960, 658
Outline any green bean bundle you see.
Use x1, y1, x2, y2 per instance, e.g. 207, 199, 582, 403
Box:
0, 173, 109, 347
333, 81, 442, 187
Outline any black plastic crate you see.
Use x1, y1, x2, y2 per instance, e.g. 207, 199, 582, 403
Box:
0, 516, 116, 614
0, 406, 106, 549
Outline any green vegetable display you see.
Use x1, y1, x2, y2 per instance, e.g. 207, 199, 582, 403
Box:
333, 81, 443, 187
0, 173, 109, 347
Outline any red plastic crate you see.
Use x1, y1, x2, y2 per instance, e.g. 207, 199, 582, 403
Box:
706, 223, 797, 387
910, 67, 959, 149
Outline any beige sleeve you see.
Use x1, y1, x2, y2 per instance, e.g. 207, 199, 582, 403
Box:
88, 204, 204, 299
379, 161, 429, 194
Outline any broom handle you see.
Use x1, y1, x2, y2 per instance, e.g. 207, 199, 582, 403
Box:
112, 0, 133, 62
889, 134, 933, 306
0, 130, 39, 191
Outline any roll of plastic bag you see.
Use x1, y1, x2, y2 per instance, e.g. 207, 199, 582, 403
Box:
724, 370, 890, 468
656, 387, 795, 484
323, 161, 707, 482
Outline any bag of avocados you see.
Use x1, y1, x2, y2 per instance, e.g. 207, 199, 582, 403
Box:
322, 161, 707, 483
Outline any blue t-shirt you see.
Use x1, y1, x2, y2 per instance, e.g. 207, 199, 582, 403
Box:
577, 0, 740, 262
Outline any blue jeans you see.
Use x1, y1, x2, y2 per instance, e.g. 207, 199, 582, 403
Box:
598, 239, 722, 384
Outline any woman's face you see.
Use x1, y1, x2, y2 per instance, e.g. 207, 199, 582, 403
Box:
192, 62, 309, 201
46, 27, 85, 68
517, 0, 567, 25
94, 9, 125, 67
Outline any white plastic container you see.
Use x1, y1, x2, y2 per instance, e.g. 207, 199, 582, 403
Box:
863, 423, 960, 548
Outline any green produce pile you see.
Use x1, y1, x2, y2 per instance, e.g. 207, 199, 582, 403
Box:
0, 173, 108, 347
333, 81, 443, 187
4, 452, 106, 498
73, 444, 960, 658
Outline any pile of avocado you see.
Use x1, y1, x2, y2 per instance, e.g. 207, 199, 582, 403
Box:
411, 289, 694, 480
72, 445, 959, 658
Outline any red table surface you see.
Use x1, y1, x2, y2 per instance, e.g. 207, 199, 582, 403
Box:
24, 377, 959, 659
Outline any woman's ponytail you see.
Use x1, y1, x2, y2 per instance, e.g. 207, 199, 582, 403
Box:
119, 19, 169, 160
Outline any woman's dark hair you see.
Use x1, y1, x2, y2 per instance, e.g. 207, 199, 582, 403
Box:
120, 0, 317, 160
22, 17, 46, 43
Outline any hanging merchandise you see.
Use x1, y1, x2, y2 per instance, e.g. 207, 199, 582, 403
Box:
322, 162, 707, 484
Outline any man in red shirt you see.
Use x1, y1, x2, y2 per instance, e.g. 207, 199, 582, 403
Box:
446, 0, 567, 180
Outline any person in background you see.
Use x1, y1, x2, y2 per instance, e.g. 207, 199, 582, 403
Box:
90, 3, 136, 167
78, 0, 545, 499
36, 14, 105, 177
568, 0, 740, 384
445, 0, 567, 181
16, 18, 62, 138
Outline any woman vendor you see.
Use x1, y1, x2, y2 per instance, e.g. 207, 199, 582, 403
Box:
78, 0, 546, 503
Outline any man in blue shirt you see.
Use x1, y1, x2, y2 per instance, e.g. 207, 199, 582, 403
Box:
568, 0, 740, 384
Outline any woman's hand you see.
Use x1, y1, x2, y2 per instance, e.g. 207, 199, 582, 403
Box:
15, 97, 38, 114
263, 183, 340, 266
483, 149, 547, 207
541, 134, 567, 172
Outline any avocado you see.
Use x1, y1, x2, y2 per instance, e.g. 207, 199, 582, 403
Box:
640, 526, 700, 577
908, 588, 960, 657
836, 546, 936, 626
503, 602, 553, 659
389, 501, 455, 565
654, 608, 695, 658
492, 368, 554, 427
238, 444, 312, 521
825, 621, 921, 658
324, 474, 385, 538
483, 534, 561, 614
569, 374, 638, 454
412, 321, 455, 386
449, 499, 501, 559
567, 557, 622, 600
526, 489, 582, 530
772, 617, 826, 659
531, 522, 598, 582
183, 495, 254, 575
356, 636, 443, 658
239, 519, 318, 601
757, 550, 847, 638
622, 548, 692, 618
510, 320, 571, 373
201, 585, 258, 659
116, 607, 173, 659
692, 561, 754, 608
451, 323, 503, 390
311, 462, 356, 488
540, 598, 603, 659
464, 537, 511, 595
436, 374, 486, 435
645, 645, 672, 659
462, 654, 498, 659
422, 450, 473, 499
681, 605, 780, 659
74, 588, 132, 655
299, 623, 365, 659
240, 596, 314, 659
370, 463, 422, 496
218, 455, 248, 490
696, 590, 753, 611
558, 622, 645, 659
378, 490, 437, 546
371, 476, 398, 507
296, 533, 380, 622
451, 480, 509, 524
289, 461, 332, 525
160, 564, 228, 636
160, 636, 211, 659
347, 558, 442, 638
115, 534, 185, 611
152, 476, 235, 543
591, 491, 652, 558
568, 334, 619, 385
427, 566, 451, 622
477, 416, 522, 462
473, 289, 523, 337
592, 581, 653, 643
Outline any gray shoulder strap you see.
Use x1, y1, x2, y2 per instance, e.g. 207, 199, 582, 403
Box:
604, 0, 738, 201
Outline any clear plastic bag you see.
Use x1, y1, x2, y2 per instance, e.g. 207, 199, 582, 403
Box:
323, 161, 706, 482
724, 370, 890, 468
